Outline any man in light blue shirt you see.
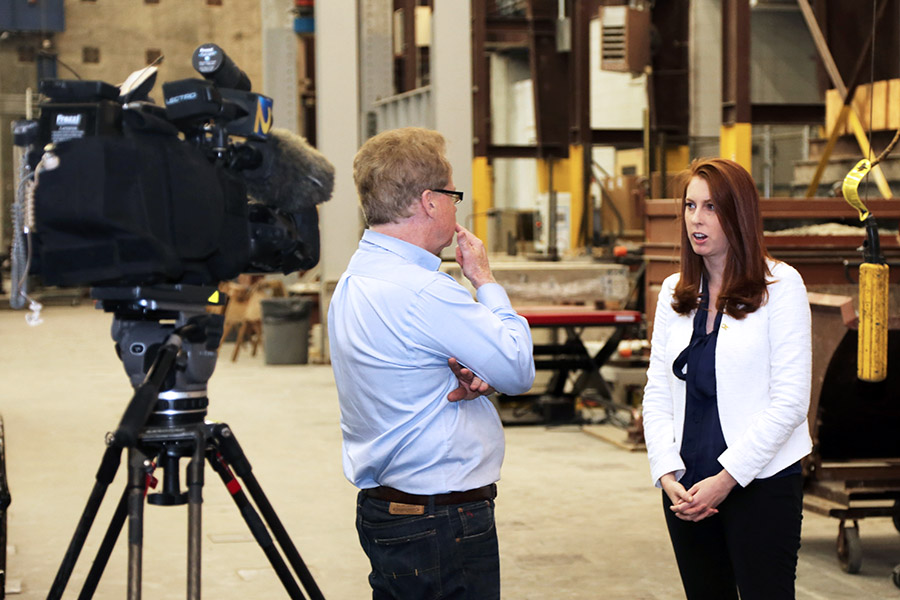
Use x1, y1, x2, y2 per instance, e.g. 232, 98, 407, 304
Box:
328, 127, 535, 599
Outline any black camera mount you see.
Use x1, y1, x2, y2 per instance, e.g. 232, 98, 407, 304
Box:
47, 285, 324, 600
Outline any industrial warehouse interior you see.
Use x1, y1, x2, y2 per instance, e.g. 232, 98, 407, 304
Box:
2, 1, 900, 599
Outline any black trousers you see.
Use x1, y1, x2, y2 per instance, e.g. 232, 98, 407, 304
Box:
663, 474, 803, 600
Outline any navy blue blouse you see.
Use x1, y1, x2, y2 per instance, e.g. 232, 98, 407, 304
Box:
672, 288, 726, 489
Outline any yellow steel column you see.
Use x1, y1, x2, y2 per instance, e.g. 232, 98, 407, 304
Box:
667, 145, 691, 172
568, 144, 585, 251
536, 157, 571, 254
536, 157, 570, 192
720, 123, 752, 172
471, 156, 493, 242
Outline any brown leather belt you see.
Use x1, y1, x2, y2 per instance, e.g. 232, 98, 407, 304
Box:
364, 483, 497, 506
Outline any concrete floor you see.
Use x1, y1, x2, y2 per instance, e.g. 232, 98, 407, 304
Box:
2, 302, 900, 599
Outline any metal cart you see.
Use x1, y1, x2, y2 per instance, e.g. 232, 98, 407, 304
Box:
805, 293, 900, 585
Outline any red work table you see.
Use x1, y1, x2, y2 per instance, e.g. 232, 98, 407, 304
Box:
517, 307, 642, 327
498, 306, 643, 424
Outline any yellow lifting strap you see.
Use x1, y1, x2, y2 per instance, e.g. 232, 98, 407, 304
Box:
841, 158, 872, 222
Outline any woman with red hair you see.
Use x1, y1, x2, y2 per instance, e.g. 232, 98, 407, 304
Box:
642, 158, 812, 599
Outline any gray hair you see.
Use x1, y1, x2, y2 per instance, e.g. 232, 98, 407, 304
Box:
352, 127, 453, 225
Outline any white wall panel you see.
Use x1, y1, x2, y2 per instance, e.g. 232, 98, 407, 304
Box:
317, 0, 361, 285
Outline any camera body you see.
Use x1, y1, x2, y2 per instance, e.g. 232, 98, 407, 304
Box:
16, 44, 323, 289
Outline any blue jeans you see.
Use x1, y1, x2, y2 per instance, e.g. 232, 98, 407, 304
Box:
356, 490, 500, 600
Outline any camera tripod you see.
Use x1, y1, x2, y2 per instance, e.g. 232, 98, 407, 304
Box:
47, 285, 324, 600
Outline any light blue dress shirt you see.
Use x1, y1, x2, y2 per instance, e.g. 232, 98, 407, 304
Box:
328, 229, 535, 494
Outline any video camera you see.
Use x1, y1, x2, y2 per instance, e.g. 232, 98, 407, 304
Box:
11, 43, 334, 291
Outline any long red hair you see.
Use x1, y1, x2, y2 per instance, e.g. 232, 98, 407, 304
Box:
671, 158, 771, 319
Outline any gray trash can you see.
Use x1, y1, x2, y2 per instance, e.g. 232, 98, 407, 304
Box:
260, 298, 312, 365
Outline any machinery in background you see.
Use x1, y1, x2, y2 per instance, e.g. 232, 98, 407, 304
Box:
804, 292, 900, 585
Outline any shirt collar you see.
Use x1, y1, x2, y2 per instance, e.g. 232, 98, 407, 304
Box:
361, 229, 442, 272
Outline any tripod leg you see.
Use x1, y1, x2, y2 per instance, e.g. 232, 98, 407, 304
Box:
126, 447, 149, 600
48, 445, 122, 600
206, 450, 308, 600
77, 488, 128, 600
239, 476, 325, 600
187, 432, 204, 600
211, 424, 325, 600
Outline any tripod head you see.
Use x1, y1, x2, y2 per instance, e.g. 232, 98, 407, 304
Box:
92, 284, 226, 506
93, 284, 224, 432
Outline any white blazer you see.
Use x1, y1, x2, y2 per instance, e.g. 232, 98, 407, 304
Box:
642, 259, 812, 488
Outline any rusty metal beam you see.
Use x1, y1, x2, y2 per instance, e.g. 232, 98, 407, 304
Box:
402, 0, 417, 92
721, 0, 751, 125
591, 129, 644, 147
472, 0, 491, 157
650, 1, 689, 139
569, 0, 591, 148
483, 129, 644, 158
750, 103, 825, 125
527, 0, 569, 156
487, 144, 567, 158
485, 16, 530, 47
571, 0, 595, 251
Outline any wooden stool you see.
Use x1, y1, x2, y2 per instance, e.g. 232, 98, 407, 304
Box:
221, 279, 286, 361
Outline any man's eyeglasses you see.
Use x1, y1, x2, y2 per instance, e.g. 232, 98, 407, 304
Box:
432, 189, 464, 205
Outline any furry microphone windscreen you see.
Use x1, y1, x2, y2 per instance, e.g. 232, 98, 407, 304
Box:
241, 128, 335, 211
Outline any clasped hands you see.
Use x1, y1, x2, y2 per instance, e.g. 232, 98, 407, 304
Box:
661, 470, 737, 522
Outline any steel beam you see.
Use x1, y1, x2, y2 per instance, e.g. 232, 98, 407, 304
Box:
570, 0, 595, 251
750, 103, 825, 125
401, 0, 417, 92
527, 0, 569, 156
472, 0, 490, 157
721, 0, 751, 126
721, 0, 752, 170
591, 128, 644, 148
